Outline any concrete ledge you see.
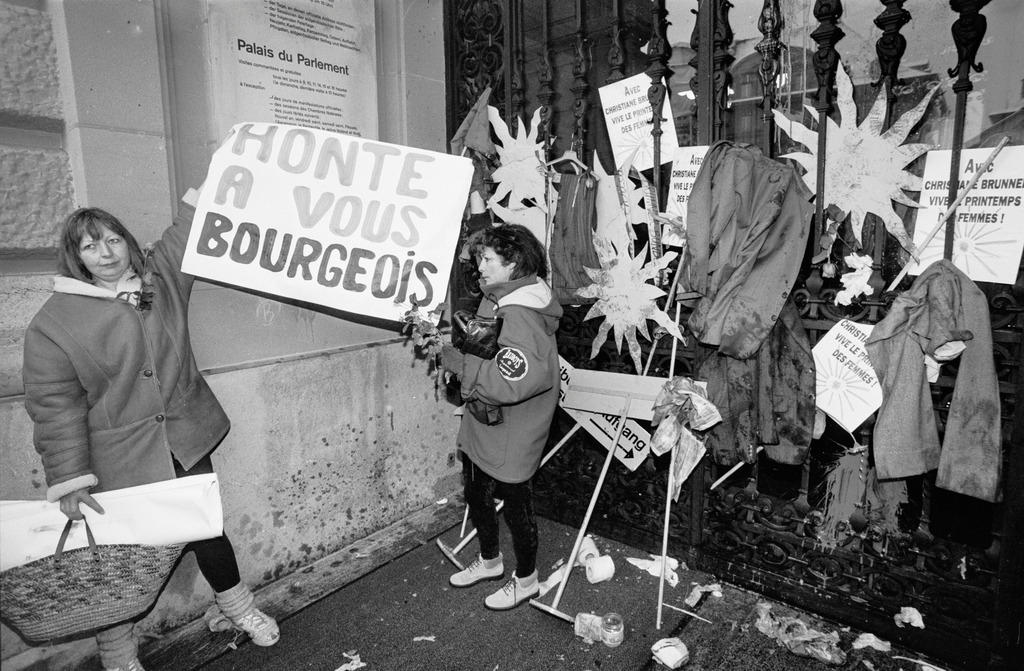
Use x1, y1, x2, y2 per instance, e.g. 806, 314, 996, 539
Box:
1, 496, 464, 671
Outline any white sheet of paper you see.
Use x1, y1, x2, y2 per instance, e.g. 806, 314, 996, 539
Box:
663, 145, 710, 247
598, 72, 679, 173
907, 146, 1024, 285
812, 320, 882, 433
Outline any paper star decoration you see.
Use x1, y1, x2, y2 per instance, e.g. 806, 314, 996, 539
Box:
487, 106, 547, 212
576, 238, 684, 373
773, 60, 938, 255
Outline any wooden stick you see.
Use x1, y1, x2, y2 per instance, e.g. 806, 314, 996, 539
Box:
531, 401, 632, 618
887, 137, 1009, 292
709, 446, 764, 490
656, 303, 682, 629
457, 504, 470, 539
662, 602, 713, 624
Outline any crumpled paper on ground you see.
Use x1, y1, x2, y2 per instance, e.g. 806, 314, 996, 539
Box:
684, 582, 723, 607
852, 632, 891, 652
626, 554, 682, 587
754, 602, 847, 666
334, 651, 367, 671
894, 606, 925, 629
651, 637, 690, 669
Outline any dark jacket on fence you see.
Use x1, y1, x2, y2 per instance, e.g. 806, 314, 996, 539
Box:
23, 203, 230, 502
683, 141, 816, 466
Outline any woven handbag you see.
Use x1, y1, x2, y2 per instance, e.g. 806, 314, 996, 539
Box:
0, 518, 184, 641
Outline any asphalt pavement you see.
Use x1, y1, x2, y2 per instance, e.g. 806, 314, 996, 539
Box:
196, 516, 955, 671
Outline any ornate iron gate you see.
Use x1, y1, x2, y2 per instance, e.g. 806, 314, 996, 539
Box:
443, 2, 1023, 669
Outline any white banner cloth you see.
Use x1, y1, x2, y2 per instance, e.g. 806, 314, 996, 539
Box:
0, 474, 223, 572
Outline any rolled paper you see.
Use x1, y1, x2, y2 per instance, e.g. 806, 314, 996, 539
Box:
576, 535, 599, 566
585, 554, 616, 583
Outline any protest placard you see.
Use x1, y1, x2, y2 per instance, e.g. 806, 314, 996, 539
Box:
812, 320, 882, 433
183, 123, 473, 323
558, 356, 650, 472
663, 145, 709, 247
907, 145, 1024, 284
598, 72, 679, 174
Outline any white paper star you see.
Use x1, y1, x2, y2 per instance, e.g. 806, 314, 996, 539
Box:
487, 106, 547, 212
576, 238, 684, 373
774, 60, 938, 255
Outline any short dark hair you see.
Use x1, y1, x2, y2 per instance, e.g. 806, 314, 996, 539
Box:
467, 223, 548, 280
56, 207, 146, 283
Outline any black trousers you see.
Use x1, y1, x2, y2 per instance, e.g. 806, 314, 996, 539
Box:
462, 454, 538, 578
174, 455, 241, 593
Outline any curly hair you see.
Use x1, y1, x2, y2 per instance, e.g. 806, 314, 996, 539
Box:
466, 223, 547, 280
56, 207, 146, 283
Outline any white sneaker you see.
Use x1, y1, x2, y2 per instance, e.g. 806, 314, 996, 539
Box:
449, 553, 504, 587
484, 571, 539, 610
106, 659, 145, 671
230, 607, 280, 647
204, 604, 233, 632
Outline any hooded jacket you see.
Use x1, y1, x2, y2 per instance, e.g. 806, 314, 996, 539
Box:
22, 203, 229, 502
457, 275, 562, 483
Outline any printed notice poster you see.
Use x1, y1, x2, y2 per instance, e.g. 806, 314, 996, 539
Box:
907, 145, 1024, 284
182, 123, 473, 323
558, 356, 650, 472
598, 72, 679, 174
662, 145, 709, 247
812, 320, 882, 433
208, 0, 378, 140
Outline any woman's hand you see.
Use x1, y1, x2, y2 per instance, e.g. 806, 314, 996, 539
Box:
59, 488, 105, 520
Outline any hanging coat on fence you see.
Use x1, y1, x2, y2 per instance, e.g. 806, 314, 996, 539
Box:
865, 259, 1001, 502
683, 141, 816, 466
548, 173, 600, 304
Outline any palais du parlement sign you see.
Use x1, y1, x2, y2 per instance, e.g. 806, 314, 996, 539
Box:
208, 0, 378, 139
182, 123, 473, 323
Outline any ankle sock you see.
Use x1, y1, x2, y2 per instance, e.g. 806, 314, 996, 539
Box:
214, 582, 254, 622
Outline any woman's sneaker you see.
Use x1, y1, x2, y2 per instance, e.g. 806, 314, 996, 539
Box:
229, 607, 280, 647
106, 659, 145, 671
449, 553, 504, 587
484, 571, 539, 610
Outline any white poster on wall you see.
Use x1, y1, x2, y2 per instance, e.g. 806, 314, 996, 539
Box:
907, 146, 1024, 285
207, 0, 378, 141
182, 123, 473, 323
598, 72, 679, 174
662, 145, 709, 247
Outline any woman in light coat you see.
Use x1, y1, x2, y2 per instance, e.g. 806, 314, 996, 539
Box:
23, 204, 279, 671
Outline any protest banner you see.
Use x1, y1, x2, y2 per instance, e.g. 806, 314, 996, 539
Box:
558, 356, 650, 471
662, 145, 709, 247
598, 72, 679, 174
812, 320, 882, 433
183, 122, 473, 322
907, 145, 1024, 284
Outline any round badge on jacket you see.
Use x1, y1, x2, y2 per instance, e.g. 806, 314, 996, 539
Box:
495, 347, 528, 380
